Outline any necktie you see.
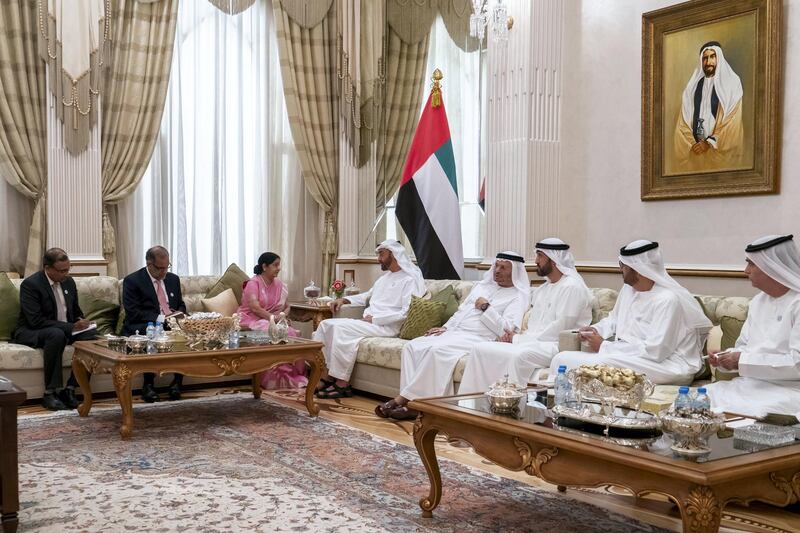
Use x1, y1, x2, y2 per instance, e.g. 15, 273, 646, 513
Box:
155, 280, 171, 315
53, 282, 67, 322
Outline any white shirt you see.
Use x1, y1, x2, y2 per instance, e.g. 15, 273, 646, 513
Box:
514, 275, 592, 344
346, 270, 420, 327
45, 271, 68, 323
736, 290, 800, 381
445, 283, 528, 338
593, 285, 702, 370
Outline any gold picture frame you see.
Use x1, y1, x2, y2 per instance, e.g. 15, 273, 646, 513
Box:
641, 0, 782, 200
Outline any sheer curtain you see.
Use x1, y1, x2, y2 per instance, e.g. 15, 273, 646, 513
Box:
385, 14, 485, 260
117, 0, 321, 296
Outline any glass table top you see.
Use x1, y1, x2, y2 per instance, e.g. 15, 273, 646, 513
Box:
442, 392, 800, 463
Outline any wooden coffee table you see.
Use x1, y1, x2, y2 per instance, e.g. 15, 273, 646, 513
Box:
0, 384, 26, 533
409, 393, 800, 533
72, 337, 326, 439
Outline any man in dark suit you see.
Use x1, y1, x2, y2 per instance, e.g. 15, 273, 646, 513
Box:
13, 248, 98, 410
122, 245, 186, 402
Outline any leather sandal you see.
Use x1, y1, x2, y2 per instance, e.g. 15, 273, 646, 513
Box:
315, 378, 335, 393
388, 406, 419, 421
374, 399, 398, 418
316, 383, 353, 399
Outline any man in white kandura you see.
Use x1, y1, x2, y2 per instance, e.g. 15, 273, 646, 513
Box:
549, 240, 712, 385
374, 251, 531, 420
706, 235, 800, 419
313, 240, 425, 399
459, 238, 593, 393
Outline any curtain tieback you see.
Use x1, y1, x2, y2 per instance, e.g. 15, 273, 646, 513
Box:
102, 206, 116, 256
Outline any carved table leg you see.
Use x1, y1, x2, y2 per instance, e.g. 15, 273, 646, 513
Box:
303, 351, 324, 417
251, 373, 263, 399
1, 511, 18, 533
71, 357, 93, 417
678, 485, 722, 533
557, 485, 567, 492
413, 416, 442, 518
112, 363, 134, 439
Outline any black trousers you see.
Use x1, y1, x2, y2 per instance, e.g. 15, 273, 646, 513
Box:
142, 372, 183, 387
12, 327, 98, 391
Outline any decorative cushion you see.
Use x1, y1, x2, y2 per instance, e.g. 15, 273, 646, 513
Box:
205, 264, 249, 304
429, 285, 459, 322
78, 294, 120, 336
201, 288, 240, 317
399, 296, 446, 340
720, 315, 745, 351
0, 273, 20, 341
115, 306, 126, 336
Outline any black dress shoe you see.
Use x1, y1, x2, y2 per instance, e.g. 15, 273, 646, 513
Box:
59, 387, 80, 409
141, 383, 160, 403
168, 382, 182, 401
42, 392, 67, 411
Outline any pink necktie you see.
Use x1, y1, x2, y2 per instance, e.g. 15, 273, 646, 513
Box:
155, 280, 171, 315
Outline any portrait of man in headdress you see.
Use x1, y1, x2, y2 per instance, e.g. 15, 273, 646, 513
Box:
673, 41, 744, 173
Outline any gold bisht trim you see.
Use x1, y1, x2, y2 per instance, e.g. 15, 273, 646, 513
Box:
37, 0, 111, 156
430, 69, 443, 108
207, 0, 256, 15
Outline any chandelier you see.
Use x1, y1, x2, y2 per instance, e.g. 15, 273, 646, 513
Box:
469, 0, 513, 43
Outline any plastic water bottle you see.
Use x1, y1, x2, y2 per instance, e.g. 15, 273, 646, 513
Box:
145, 322, 155, 340
228, 329, 240, 348
554, 365, 570, 406
674, 386, 692, 416
692, 387, 711, 415
155, 320, 164, 338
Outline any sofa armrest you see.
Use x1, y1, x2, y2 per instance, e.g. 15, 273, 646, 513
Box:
334, 304, 364, 320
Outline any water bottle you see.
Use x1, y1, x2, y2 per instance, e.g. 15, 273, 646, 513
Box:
145, 322, 155, 340
692, 387, 711, 415
554, 365, 570, 406
155, 320, 164, 338
228, 329, 240, 348
674, 386, 692, 416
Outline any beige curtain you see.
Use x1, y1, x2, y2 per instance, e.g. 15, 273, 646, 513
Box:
273, 0, 339, 290
100, 0, 178, 277
207, 0, 256, 15
376, 27, 430, 213
0, 0, 48, 275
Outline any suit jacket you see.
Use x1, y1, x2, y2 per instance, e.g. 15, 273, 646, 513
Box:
14, 270, 83, 336
122, 267, 186, 336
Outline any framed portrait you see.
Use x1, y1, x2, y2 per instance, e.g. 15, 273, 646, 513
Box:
641, 0, 782, 200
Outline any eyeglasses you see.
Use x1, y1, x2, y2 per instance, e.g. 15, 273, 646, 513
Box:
149, 262, 172, 272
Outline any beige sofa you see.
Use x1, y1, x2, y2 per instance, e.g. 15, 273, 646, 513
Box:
0, 274, 241, 399
339, 280, 751, 398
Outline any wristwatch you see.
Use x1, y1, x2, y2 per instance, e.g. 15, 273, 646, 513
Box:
479, 302, 490, 312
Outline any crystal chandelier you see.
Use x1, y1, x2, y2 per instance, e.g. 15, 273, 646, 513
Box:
469, 0, 512, 43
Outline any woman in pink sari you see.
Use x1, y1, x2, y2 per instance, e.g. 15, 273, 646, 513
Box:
238, 252, 306, 389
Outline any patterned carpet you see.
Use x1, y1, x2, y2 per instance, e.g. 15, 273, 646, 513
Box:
17, 393, 672, 533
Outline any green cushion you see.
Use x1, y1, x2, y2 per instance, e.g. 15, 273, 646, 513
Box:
205, 263, 249, 304
430, 284, 459, 323
115, 306, 126, 336
720, 315, 745, 351
692, 296, 713, 380
0, 273, 20, 341
78, 293, 120, 336
399, 296, 446, 340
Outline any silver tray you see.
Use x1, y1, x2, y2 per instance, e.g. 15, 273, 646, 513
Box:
552, 402, 662, 433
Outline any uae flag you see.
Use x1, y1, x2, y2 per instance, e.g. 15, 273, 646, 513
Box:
396, 89, 464, 280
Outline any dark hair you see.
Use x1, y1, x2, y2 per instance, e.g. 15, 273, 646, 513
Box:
145, 245, 169, 263
254, 252, 280, 275
43, 248, 68, 267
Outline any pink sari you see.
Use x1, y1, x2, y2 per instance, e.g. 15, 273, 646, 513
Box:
238, 275, 307, 389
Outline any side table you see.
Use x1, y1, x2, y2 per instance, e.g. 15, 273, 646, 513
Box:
287, 302, 333, 331
0, 383, 26, 533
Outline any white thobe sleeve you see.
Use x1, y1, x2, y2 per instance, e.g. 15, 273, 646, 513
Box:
443, 296, 475, 329
598, 295, 681, 362
738, 304, 800, 381
592, 314, 616, 339
516, 287, 591, 344
371, 277, 416, 327
480, 294, 528, 338
345, 285, 373, 307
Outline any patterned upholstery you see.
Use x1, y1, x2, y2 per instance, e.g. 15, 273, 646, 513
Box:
347, 281, 756, 385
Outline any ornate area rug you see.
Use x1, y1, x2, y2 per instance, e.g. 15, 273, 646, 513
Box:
18, 395, 671, 532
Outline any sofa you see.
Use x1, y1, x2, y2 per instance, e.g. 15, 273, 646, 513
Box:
0, 274, 244, 399
339, 279, 751, 399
